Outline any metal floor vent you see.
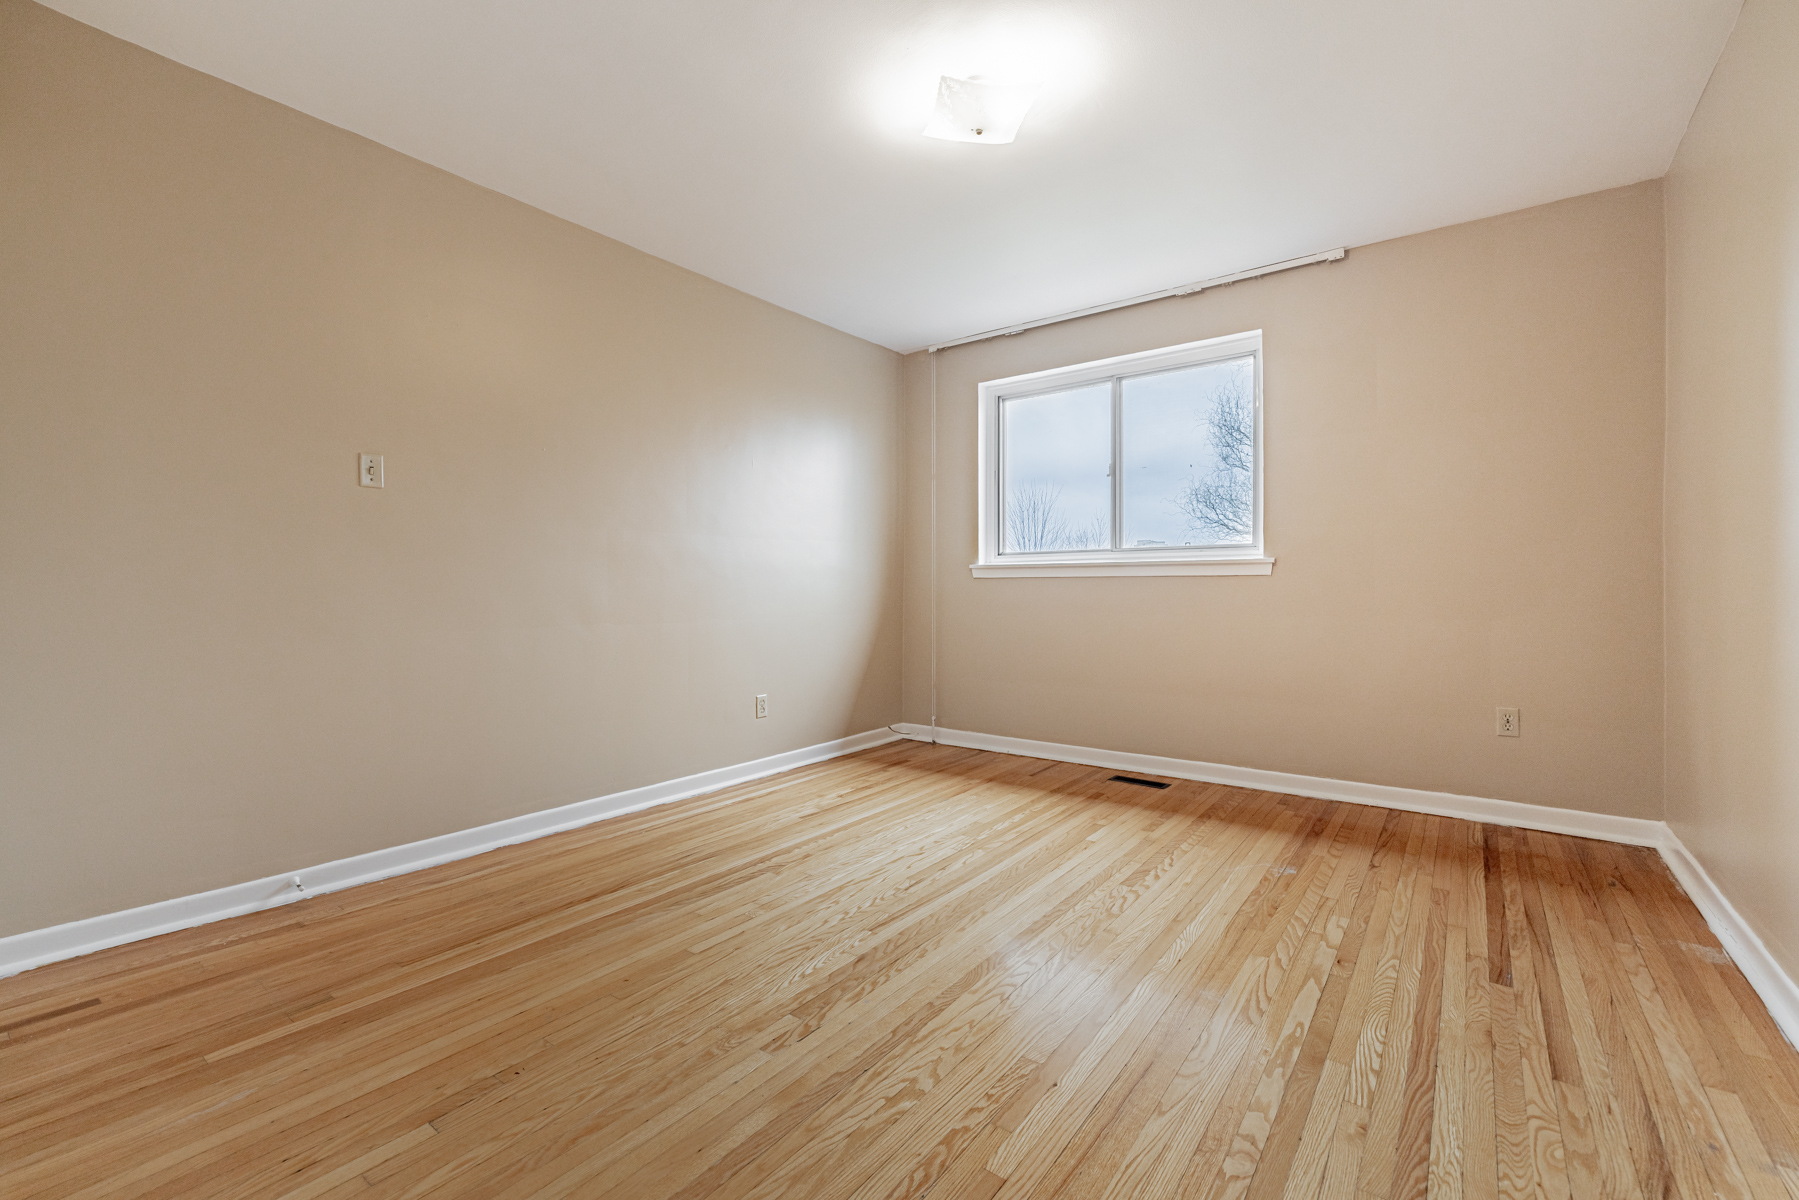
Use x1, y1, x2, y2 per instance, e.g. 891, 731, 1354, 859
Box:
1109, 774, 1172, 789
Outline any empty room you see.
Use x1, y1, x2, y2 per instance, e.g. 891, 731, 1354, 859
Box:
6, 0, 1799, 1196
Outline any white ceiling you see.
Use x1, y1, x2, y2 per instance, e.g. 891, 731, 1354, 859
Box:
44, 0, 1740, 352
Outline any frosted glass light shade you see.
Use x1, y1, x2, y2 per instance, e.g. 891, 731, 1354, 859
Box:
921, 75, 1041, 144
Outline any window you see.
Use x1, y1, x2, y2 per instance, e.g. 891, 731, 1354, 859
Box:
974, 330, 1272, 576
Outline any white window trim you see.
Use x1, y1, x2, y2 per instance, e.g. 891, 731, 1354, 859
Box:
973, 329, 1272, 578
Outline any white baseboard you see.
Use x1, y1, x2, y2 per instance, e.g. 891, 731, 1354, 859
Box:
0, 728, 901, 980
12, 720, 1798, 1054
1658, 831, 1799, 1049
895, 723, 1666, 844
895, 722, 1799, 1048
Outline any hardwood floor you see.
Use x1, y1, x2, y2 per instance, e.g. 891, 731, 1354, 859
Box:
3, 741, 1797, 1200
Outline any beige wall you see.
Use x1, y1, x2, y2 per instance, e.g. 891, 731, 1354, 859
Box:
903, 183, 1667, 818
1665, 0, 1799, 979
0, 0, 1694, 946
0, 1, 902, 937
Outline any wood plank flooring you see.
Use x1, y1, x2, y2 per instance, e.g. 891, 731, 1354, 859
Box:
4, 740, 1798, 1199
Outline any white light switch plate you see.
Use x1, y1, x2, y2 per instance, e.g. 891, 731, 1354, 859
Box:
359, 454, 384, 488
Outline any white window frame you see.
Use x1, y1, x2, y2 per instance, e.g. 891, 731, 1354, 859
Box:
974, 330, 1273, 578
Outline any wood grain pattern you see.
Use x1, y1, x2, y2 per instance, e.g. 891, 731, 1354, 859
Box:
3, 741, 1796, 1200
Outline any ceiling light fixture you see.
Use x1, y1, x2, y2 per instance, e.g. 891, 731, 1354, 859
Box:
921, 75, 1041, 144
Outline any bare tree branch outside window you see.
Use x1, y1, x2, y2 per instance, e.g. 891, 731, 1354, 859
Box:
1006, 483, 1108, 553
1175, 381, 1255, 543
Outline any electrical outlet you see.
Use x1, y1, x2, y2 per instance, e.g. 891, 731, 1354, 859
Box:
755, 694, 768, 719
1496, 707, 1520, 737
359, 454, 384, 488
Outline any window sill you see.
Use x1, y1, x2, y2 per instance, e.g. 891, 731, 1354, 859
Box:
969, 556, 1274, 578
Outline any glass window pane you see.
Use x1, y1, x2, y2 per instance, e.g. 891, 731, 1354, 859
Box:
1120, 356, 1255, 547
1001, 383, 1112, 553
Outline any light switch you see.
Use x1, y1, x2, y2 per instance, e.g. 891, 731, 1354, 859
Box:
359, 454, 384, 488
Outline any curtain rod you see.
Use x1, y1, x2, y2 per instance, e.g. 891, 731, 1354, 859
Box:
925, 246, 1346, 353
